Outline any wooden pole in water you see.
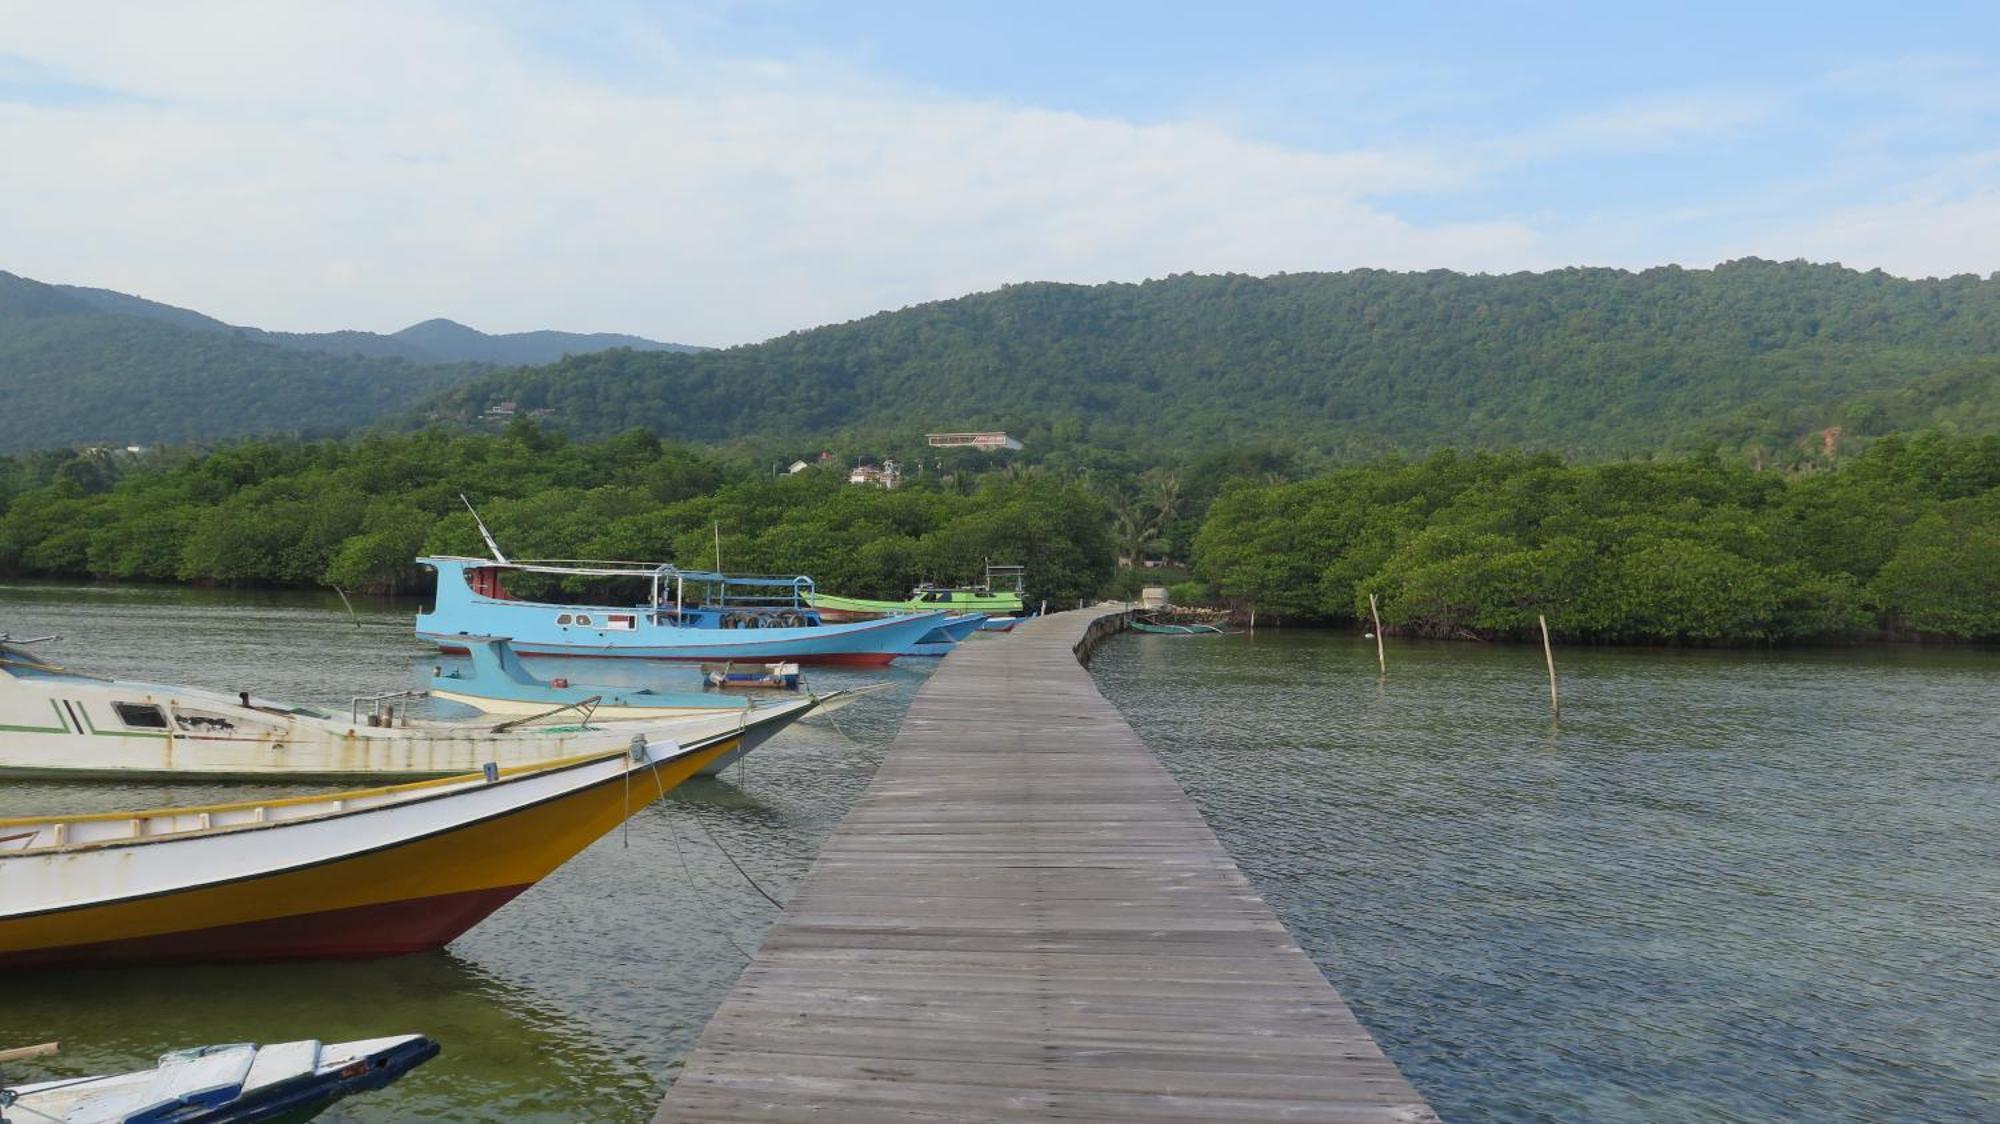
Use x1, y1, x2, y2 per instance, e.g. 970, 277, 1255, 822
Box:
1539, 613, 1559, 717
1368, 593, 1385, 674
0, 1041, 59, 1063
332, 585, 361, 629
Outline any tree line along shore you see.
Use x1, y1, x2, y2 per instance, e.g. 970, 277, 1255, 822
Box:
0, 425, 1994, 645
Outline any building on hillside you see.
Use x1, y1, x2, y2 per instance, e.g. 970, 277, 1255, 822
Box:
847, 460, 901, 489
926, 431, 1023, 451
786, 460, 812, 475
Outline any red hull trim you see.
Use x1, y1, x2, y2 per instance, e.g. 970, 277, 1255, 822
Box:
434, 645, 897, 666
0, 885, 530, 969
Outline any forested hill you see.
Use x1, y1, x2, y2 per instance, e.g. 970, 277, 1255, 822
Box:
0, 272, 478, 452
427, 260, 2000, 460
0, 271, 700, 452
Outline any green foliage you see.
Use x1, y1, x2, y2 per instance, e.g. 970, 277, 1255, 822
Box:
0, 272, 483, 453
0, 427, 1113, 606
1869, 496, 2000, 637
1196, 434, 2000, 642
429, 261, 2000, 463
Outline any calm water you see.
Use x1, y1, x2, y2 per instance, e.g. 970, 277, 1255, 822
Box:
1090, 630, 2000, 1122
0, 582, 934, 1122
5, 588, 1996, 1122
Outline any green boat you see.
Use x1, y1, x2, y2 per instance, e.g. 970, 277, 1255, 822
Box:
809, 585, 1025, 622
811, 564, 1026, 622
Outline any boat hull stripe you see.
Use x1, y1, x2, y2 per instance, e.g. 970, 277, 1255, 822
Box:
0, 884, 531, 967
0, 739, 733, 964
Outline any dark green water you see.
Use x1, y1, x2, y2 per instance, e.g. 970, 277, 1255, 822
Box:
0, 582, 934, 1122
1089, 630, 2000, 1123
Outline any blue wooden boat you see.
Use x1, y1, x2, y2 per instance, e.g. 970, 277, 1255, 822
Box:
1, 1035, 436, 1122
416, 557, 949, 665
424, 636, 835, 775
903, 613, 990, 657
430, 636, 753, 717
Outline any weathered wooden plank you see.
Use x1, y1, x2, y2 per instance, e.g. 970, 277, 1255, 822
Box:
655, 607, 1435, 1123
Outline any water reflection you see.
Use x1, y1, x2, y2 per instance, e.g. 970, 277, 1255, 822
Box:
1091, 631, 2000, 1123
0, 582, 926, 1122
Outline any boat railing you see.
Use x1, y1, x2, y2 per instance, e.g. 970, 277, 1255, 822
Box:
350, 690, 430, 727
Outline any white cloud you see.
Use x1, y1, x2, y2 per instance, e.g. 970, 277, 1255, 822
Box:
0, 3, 1535, 344
1492, 93, 1779, 162
0, 5, 1994, 346
1749, 186, 2000, 280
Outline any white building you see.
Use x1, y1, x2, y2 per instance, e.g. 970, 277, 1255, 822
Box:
847, 459, 901, 488
926, 431, 1023, 451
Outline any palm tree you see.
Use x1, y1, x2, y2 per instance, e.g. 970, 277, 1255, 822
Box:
1109, 493, 1159, 568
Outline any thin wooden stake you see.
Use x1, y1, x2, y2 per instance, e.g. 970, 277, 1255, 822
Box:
1539, 613, 1559, 717
331, 585, 361, 629
1368, 593, 1385, 674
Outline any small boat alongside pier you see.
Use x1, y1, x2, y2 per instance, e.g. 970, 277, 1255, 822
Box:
806, 562, 1027, 623
0, 734, 735, 968
2, 1035, 438, 1122
417, 557, 947, 665
0, 636, 816, 780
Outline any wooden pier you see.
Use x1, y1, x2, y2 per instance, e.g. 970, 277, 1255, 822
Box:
656, 608, 1436, 1122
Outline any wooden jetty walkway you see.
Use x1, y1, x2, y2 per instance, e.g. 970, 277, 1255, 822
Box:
656, 607, 1436, 1122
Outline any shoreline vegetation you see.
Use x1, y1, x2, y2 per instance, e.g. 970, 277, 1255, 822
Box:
1, 424, 1994, 647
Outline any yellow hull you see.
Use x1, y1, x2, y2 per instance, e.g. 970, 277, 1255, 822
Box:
0, 737, 734, 966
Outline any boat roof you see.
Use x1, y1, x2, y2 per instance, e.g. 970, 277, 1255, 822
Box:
419, 555, 815, 589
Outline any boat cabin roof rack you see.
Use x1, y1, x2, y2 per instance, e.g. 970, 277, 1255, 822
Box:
984, 561, 1026, 593
425, 555, 816, 592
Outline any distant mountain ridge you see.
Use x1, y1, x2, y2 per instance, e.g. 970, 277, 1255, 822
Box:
55, 283, 703, 365
0, 270, 700, 452
7, 261, 1998, 462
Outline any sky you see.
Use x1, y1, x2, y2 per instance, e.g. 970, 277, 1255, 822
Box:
2, 1, 1997, 345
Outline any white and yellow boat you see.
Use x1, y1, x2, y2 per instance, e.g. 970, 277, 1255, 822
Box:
0, 636, 813, 779
0, 735, 730, 968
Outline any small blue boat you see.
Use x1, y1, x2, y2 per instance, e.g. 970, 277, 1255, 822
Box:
430, 636, 753, 717
425, 636, 832, 775
2, 1035, 437, 1122
904, 613, 990, 657
416, 557, 949, 665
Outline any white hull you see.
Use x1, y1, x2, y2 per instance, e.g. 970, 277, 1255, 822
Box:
0, 670, 807, 779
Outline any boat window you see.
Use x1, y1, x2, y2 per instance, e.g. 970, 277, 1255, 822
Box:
576, 614, 593, 627
556, 613, 573, 626
605, 614, 636, 631
113, 702, 170, 729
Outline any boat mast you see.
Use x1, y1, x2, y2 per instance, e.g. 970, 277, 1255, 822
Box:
461, 494, 510, 564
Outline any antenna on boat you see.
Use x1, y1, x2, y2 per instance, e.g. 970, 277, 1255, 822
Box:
461, 494, 510, 564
